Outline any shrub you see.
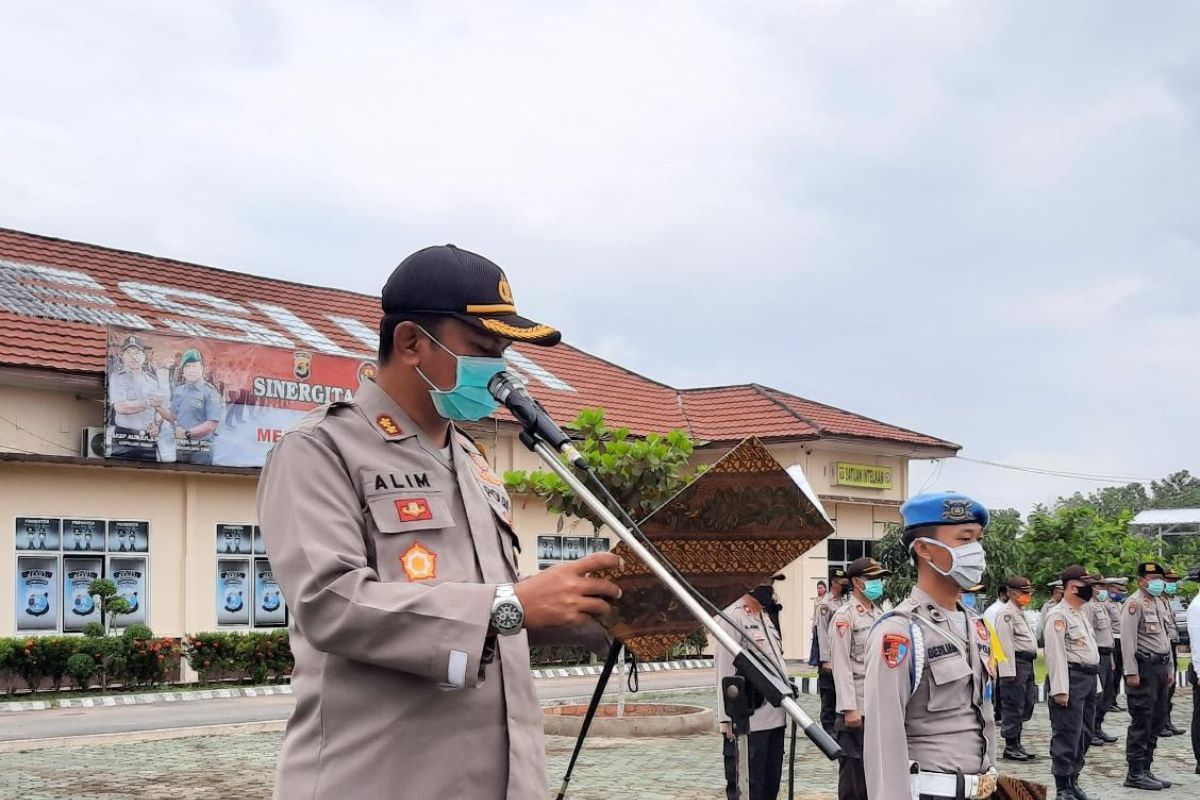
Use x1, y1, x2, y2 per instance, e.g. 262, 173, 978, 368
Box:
82, 622, 106, 639
34, 637, 77, 691
123, 623, 154, 641
183, 631, 293, 684
0, 638, 16, 695
66, 653, 97, 690
125, 636, 181, 688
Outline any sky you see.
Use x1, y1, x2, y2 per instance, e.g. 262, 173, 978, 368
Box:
1, 1, 1197, 515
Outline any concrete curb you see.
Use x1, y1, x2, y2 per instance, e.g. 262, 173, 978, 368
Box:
0, 683, 295, 713
0, 720, 286, 753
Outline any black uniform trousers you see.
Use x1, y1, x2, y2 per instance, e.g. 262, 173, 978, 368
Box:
999, 656, 1037, 743
817, 667, 837, 736
723, 726, 785, 800
1108, 640, 1124, 709
1049, 666, 1097, 777
1165, 642, 1178, 725
1125, 655, 1172, 767
834, 715, 867, 800
1094, 647, 1113, 731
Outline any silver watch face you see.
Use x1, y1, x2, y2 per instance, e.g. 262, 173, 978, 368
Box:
493, 600, 524, 633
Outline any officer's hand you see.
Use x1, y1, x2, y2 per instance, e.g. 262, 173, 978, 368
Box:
1126, 674, 1140, 689
820, 661, 831, 671
720, 722, 735, 741
515, 552, 622, 630
843, 710, 863, 729
1053, 693, 1069, 707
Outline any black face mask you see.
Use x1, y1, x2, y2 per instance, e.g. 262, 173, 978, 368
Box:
1075, 585, 1094, 602
749, 586, 774, 607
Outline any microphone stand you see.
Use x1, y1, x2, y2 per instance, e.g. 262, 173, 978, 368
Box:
519, 431, 841, 761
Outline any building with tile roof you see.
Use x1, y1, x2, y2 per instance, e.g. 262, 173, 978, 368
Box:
0, 227, 959, 659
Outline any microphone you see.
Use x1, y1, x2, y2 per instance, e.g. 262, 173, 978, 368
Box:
488, 371, 587, 469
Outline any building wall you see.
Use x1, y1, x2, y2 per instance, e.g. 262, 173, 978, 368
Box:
1, 381, 914, 659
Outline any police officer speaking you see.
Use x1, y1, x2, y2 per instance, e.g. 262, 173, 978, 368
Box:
1121, 562, 1175, 791
992, 576, 1038, 762
258, 244, 622, 799
1043, 566, 1101, 800
829, 556, 890, 800
864, 492, 998, 800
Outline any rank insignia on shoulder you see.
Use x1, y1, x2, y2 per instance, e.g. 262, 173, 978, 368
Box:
400, 541, 437, 581
376, 414, 402, 436
396, 498, 433, 522
882, 633, 909, 668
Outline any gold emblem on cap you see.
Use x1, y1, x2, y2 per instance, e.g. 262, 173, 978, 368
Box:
498, 277, 514, 304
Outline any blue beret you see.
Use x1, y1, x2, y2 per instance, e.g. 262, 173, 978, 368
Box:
900, 492, 989, 539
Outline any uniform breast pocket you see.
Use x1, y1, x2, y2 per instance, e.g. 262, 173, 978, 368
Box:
364, 490, 458, 583
851, 624, 871, 660
926, 654, 972, 711
1142, 612, 1160, 632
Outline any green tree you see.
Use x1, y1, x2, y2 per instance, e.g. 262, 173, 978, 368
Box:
503, 408, 705, 533
1022, 506, 1156, 598
87, 579, 132, 634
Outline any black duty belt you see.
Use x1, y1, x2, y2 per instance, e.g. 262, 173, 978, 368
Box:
1068, 664, 1100, 675
1135, 652, 1171, 665
1098, 646, 1112, 655
1015, 651, 1037, 662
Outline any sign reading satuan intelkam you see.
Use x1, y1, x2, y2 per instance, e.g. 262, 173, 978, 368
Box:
834, 462, 893, 490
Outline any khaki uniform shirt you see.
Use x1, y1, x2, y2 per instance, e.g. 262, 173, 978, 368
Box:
1120, 589, 1172, 674
714, 600, 788, 732
1043, 603, 1100, 697
864, 587, 996, 800
108, 368, 162, 430
257, 380, 546, 800
991, 600, 1037, 678
814, 593, 844, 663
1105, 599, 1122, 640
829, 597, 882, 714
1085, 599, 1114, 648
1035, 598, 1059, 644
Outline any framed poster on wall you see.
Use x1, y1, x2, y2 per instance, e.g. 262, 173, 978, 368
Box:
217, 559, 251, 626
216, 524, 253, 556
108, 520, 149, 553
16, 517, 61, 552
108, 557, 148, 626
63, 556, 104, 632
17, 555, 59, 631
253, 559, 287, 627
63, 519, 106, 553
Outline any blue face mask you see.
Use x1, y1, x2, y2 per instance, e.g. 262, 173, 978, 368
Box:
1166, 582, 1178, 596
863, 579, 885, 602
1110, 591, 1124, 603
1147, 579, 1165, 597
961, 593, 978, 609
1096, 589, 1109, 603
417, 328, 506, 422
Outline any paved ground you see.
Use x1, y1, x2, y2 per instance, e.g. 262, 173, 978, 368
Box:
0, 685, 1197, 799
0, 668, 712, 742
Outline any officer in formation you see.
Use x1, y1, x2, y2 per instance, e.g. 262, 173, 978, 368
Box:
1037, 580, 1065, 645
815, 566, 850, 736
829, 556, 890, 800
1120, 562, 1176, 791
1043, 566, 1101, 800
1085, 576, 1118, 746
258, 244, 621, 799
993, 576, 1039, 762
1159, 569, 1186, 739
715, 584, 788, 800
864, 492, 997, 800
1101, 577, 1128, 713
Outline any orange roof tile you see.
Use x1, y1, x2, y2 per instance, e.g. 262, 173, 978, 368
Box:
0, 228, 957, 451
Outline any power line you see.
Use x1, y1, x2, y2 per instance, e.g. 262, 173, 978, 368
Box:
0, 414, 80, 455
953, 455, 1155, 484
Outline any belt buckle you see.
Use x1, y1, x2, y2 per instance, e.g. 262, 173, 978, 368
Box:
973, 769, 998, 800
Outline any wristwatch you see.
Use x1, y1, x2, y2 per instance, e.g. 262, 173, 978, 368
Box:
490, 584, 525, 636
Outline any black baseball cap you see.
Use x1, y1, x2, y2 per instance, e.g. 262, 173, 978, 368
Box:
381, 245, 561, 346
846, 557, 891, 580
1137, 562, 1165, 577
1006, 576, 1034, 592
829, 567, 848, 581
1060, 565, 1097, 585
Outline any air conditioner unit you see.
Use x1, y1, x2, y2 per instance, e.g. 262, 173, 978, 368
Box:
81, 427, 106, 459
